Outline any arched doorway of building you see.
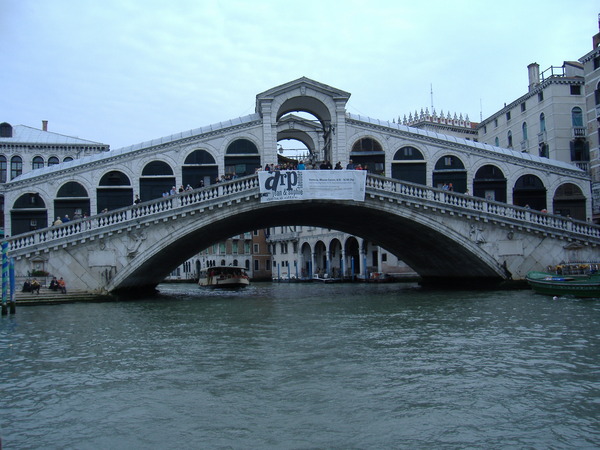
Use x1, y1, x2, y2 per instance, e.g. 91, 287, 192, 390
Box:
140, 160, 176, 200
553, 183, 586, 220
344, 237, 360, 278
54, 181, 90, 221
96, 170, 133, 213
473, 165, 507, 202
225, 139, 261, 177
183, 149, 218, 188
350, 137, 385, 175
513, 174, 547, 210
329, 238, 342, 278
313, 240, 327, 277
300, 242, 312, 278
391, 146, 426, 185
11, 192, 47, 236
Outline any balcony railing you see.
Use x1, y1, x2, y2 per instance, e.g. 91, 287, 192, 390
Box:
573, 126, 586, 138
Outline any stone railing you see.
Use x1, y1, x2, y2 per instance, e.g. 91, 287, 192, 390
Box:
366, 175, 600, 241
6, 175, 261, 254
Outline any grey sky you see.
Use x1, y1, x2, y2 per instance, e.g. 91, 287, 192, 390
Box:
3, 0, 598, 149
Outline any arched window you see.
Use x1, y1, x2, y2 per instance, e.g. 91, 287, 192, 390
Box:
507, 131, 513, 148
540, 113, 546, 133
225, 139, 260, 177
140, 161, 176, 201
350, 137, 385, 174
48, 156, 59, 166
32, 156, 44, 170
183, 149, 218, 188
10, 156, 22, 180
55, 181, 90, 221
522, 122, 528, 141
0, 122, 13, 138
571, 107, 583, 127
351, 137, 383, 152
0, 155, 6, 183
63, 156, 73, 163
391, 146, 426, 184
97, 171, 133, 213
595, 81, 600, 106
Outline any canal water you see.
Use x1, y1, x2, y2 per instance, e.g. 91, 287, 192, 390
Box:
1, 282, 599, 449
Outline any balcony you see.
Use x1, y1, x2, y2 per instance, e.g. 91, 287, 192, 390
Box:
574, 161, 590, 173
537, 131, 546, 144
572, 127, 586, 138
520, 140, 529, 152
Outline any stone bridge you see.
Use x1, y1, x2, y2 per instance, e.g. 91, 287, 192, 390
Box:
6, 174, 600, 294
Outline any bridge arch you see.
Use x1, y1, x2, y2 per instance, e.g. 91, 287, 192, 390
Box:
552, 182, 586, 220
391, 145, 426, 185
54, 181, 90, 221
97, 170, 133, 213
183, 148, 218, 188
140, 160, 176, 200
224, 138, 261, 177
472, 164, 507, 202
349, 136, 386, 174
433, 154, 467, 192
11, 192, 47, 234
512, 173, 547, 210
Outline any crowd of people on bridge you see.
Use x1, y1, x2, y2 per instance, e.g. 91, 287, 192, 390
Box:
259, 159, 368, 172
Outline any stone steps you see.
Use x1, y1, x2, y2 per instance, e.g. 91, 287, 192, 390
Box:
11, 290, 115, 305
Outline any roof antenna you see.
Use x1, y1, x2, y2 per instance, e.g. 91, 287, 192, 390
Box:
430, 83, 434, 111
480, 98, 483, 121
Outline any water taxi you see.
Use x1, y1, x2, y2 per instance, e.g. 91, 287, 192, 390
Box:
198, 266, 250, 288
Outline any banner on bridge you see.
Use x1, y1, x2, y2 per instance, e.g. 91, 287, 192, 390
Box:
258, 170, 367, 203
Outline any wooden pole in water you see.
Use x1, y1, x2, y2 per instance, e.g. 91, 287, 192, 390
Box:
1, 242, 7, 316
9, 257, 15, 314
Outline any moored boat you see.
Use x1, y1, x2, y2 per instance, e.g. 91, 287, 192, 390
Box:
525, 271, 600, 298
198, 266, 250, 288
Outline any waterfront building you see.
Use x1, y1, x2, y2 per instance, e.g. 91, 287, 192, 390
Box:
267, 225, 415, 280
477, 61, 588, 171
579, 14, 600, 223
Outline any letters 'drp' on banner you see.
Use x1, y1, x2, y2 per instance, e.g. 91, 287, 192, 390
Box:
258, 170, 367, 203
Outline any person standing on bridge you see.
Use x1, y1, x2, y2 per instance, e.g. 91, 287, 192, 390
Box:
346, 160, 355, 170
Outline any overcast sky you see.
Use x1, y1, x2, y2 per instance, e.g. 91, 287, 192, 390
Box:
3, 0, 599, 149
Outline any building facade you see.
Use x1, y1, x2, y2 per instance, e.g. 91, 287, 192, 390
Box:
579, 14, 600, 223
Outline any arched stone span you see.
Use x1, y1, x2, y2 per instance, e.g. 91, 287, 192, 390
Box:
106, 198, 503, 293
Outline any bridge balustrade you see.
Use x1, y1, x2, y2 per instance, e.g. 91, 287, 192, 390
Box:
6, 176, 260, 254
366, 175, 600, 240
5, 173, 600, 255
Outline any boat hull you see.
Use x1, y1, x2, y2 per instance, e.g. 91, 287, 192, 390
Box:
525, 271, 600, 298
199, 277, 250, 288
198, 265, 250, 289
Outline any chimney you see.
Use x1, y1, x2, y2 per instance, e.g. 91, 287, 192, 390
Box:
42, 120, 48, 131
527, 63, 540, 92
593, 13, 600, 48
